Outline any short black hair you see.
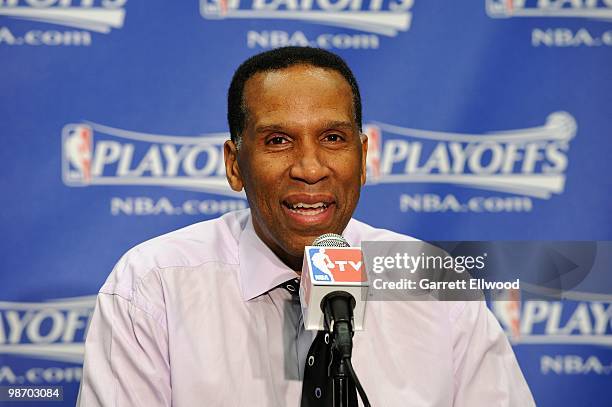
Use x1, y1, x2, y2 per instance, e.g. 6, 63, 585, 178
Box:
227, 47, 362, 144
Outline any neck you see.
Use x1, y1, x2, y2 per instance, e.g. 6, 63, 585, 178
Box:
277, 253, 303, 273
251, 218, 304, 273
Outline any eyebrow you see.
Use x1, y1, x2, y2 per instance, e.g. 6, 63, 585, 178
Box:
254, 120, 355, 133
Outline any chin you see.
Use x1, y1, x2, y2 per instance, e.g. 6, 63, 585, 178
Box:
282, 238, 314, 258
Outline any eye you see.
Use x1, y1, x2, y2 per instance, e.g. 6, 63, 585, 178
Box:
266, 135, 289, 145
322, 133, 345, 143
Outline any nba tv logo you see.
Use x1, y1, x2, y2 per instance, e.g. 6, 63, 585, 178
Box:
308, 247, 365, 283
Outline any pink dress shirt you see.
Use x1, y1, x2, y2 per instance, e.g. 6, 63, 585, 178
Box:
77, 209, 535, 406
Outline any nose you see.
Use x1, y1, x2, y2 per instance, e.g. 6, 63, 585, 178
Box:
289, 140, 331, 185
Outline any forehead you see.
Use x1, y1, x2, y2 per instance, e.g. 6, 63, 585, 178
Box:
242, 64, 355, 127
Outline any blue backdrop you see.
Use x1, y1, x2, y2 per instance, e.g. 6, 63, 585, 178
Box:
1, 1, 611, 405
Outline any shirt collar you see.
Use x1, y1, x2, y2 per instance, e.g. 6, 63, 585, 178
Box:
238, 215, 300, 301
237, 213, 361, 301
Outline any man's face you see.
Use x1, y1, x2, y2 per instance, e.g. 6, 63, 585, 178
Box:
224, 64, 367, 270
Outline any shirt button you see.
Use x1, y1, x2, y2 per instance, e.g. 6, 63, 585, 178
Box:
324, 333, 330, 344
286, 284, 296, 292
308, 355, 315, 366
314, 387, 322, 399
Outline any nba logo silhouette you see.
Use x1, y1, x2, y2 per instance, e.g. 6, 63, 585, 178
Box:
363, 124, 381, 182
201, 0, 239, 17
492, 288, 521, 340
309, 247, 335, 282
62, 124, 93, 186
485, 0, 514, 17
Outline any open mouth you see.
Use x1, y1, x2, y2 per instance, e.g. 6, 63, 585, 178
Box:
283, 201, 330, 215
281, 195, 336, 226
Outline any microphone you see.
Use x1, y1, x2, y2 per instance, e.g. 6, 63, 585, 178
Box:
299, 234, 372, 407
299, 233, 369, 333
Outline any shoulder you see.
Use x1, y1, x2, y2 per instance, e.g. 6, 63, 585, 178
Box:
99, 209, 249, 300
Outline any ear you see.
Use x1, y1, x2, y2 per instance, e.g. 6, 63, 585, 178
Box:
359, 133, 368, 186
224, 140, 244, 192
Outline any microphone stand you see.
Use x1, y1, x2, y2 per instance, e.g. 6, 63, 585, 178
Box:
330, 347, 356, 407
323, 292, 358, 407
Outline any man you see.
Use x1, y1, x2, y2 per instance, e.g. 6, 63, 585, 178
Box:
78, 47, 535, 406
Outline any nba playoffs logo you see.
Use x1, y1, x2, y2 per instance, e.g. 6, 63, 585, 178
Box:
363, 111, 576, 199
0, 0, 127, 33
486, 0, 612, 20
200, 0, 415, 36
0, 296, 96, 363
492, 297, 612, 347
307, 247, 365, 283
61, 122, 240, 196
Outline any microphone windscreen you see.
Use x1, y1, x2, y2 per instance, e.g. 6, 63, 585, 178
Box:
312, 233, 350, 248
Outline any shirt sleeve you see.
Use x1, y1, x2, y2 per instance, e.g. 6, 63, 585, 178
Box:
450, 301, 535, 407
77, 257, 171, 407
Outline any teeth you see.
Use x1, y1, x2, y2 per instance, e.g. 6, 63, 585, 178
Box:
289, 207, 326, 215
287, 201, 329, 215
291, 202, 326, 209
